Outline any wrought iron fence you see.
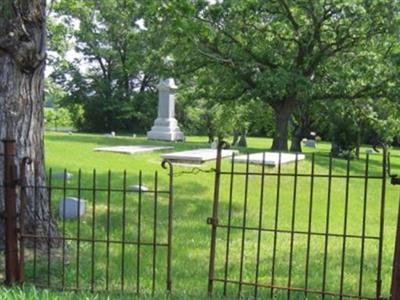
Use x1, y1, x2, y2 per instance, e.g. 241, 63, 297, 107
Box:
1, 139, 174, 295
1, 138, 400, 299
207, 142, 399, 300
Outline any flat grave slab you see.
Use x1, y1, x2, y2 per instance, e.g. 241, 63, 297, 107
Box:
234, 152, 306, 166
94, 145, 173, 155
162, 149, 238, 164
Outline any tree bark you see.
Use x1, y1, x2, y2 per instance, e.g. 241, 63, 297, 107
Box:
0, 0, 59, 249
271, 99, 296, 152
289, 105, 313, 153
237, 129, 247, 147
231, 129, 240, 146
290, 127, 303, 153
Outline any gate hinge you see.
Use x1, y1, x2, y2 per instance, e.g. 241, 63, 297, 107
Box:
207, 217, 219, 226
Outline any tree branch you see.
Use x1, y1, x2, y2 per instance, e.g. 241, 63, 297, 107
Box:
278, 0, 299, 31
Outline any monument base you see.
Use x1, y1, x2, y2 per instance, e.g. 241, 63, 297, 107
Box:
147, 130, 185, 141
147, 118, 185, 141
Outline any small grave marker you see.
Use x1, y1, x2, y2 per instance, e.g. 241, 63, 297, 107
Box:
59, 197, 86, 219
129, 185, 149, 192
53, 172, 73, 180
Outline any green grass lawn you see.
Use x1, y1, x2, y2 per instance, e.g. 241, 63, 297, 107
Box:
2, 132, 399, 299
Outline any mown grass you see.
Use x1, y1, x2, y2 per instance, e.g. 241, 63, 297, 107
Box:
1, 132, 399, 299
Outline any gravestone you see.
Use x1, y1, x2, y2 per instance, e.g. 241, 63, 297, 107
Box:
147, 78, 185, 141
162, 149, 238, 164
94, 145, 173, 155
235, 152, 305, 167
129, 185, 149, 192
304, 139, 316, 148
365, 148, 374, 154
59, 197, 86, 219
53, 172, 73, 180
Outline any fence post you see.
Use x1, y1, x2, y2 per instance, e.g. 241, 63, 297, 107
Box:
391, 196, 400, 299
207, 140, 224, 296
2, 139, 21, 284
162, 159, 174, 292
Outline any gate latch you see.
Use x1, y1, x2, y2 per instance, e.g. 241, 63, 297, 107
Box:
207, 217, 218, 226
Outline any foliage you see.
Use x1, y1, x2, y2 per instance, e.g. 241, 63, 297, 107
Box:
143, 0, 400, 151
178, 81, 272, 141
317, 98, 400, 158
44, 108, 74, 129
48, 0, 163, 133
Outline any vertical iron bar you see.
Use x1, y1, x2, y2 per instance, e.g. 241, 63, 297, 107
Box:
321, 154, 333, 299
358, 154, 369, 297
254, 152, 266, 298
304, 154, 315, 295
106, 170, 111, 291
287, 154, 299, 300
207, 142, 224, 296
76, 169, 82, 290
137, 171, 143, 294
61, 169, 67, 289
121, 170, 127, 292
152, 171, 158, 293
270, 152, 282, 298
238, 153, 250, 297
223, 152, 236, 296
90, 169, 96, 292
339, 158, 351, 299
376, 148, 387, 299
2, 139, 19, 284
166, 162, 174, 293
390, 191, 400, 299
47, 168, 53, 287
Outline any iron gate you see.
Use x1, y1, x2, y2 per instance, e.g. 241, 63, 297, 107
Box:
1, 139, 174, 294
208, 142, 400, 299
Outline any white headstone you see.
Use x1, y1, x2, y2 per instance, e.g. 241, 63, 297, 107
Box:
304, 139, 316, 148
161, 149, 238, 164
147, 78, 185, 141
235, 152, 305, 166
53, 172, 73, 180
210, 139, 218, 149
129, 185, 149, 192
59, 197, 86, 219
365, 148, 374, 154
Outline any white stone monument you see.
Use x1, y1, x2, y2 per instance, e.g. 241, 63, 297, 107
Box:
147, 78, 185, 141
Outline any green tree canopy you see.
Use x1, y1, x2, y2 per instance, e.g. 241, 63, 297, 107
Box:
144, 0, 400, 151
49, 0, 164, 132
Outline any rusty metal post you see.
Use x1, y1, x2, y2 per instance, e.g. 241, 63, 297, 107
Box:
376, 147, 387, 299
2, 139, 20, 284
207, 140, 224, 297
391, 194, 400, 299
162, 159, 174, 292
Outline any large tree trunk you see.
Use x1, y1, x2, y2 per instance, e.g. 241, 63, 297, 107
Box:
271, 99, 296, 152
0, 0, 59, 249
289, 104, 313, 153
